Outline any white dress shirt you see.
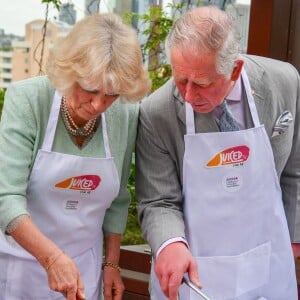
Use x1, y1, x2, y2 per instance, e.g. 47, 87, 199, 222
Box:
225, 76, 246, 130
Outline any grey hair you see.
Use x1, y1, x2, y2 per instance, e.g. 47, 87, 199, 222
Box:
165, 6, 240, 77
47, 13, 150, 102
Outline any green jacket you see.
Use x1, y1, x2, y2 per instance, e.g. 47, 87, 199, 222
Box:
0, 76, 138, 234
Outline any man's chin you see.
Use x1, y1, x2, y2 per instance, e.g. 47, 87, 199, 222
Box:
191, 104, 211, 114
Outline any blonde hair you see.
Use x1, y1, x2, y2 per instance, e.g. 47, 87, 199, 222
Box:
47, 13, 151, 102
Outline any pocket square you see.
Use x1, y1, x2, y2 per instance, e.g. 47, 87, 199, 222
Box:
272, 111, 293, 137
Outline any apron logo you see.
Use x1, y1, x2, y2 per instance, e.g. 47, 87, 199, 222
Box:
206, 145, 250, 167
55, 175, 101, 190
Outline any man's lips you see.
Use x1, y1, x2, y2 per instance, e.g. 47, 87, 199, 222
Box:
190, 101, 213, 113
191, 102, 207, 108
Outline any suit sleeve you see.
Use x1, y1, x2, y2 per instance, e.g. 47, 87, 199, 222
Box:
136, 98, 186, 256
280, 66, 300, 242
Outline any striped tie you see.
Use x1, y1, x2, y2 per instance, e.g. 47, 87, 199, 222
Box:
219, 101, 239, 132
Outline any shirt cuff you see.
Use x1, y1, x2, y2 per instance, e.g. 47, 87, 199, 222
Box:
156, 237, 189, 258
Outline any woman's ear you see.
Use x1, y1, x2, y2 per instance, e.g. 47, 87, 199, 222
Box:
231, 59, 244, 81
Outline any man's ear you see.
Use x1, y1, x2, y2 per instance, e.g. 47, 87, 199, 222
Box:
231, 59, 244, 81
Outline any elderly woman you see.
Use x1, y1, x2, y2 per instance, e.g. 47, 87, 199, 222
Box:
0, 13, 150, 300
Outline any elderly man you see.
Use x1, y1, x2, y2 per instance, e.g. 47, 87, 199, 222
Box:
136, 6, 299, 300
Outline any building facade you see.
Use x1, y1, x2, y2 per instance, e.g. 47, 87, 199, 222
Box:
0, 20, 71, 89
85, 0, 100, 15
226, 3, 251, 53
59, 3, 77, 25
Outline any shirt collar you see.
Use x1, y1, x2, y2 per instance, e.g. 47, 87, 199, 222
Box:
226, 76, 242, 102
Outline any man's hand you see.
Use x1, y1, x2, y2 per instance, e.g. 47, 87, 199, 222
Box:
155, 242, 201, 300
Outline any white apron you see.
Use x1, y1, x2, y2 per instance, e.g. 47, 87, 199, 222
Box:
0, 91, 120, 300
151, 70, 297, 300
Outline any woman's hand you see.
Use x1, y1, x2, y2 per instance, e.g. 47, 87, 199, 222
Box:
8, 216, 86, 299
102, 233, 124, 299
102, 266, 124, 300
44, 251, 86, 300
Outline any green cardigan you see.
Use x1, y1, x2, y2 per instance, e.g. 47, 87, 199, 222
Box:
0, 76, 139, 235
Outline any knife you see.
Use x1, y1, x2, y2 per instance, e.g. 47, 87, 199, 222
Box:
182, 275, 211, 300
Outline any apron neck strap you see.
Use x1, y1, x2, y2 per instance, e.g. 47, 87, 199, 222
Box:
241, 68, 260, 127
42, 91, 61, 150
185, 67, 261, 134
42, 91, 112, 158
101, 113, 112, 158
185, 103, 196, 134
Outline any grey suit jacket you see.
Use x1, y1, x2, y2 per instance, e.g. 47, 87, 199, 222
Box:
136, 55, 300, 255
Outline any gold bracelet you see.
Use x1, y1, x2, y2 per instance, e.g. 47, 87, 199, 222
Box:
102, 261, 121, 272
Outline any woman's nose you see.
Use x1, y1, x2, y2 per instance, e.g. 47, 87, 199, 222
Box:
90, 95, 109, 113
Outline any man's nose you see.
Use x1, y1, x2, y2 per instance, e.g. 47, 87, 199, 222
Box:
184, 82, 198, 103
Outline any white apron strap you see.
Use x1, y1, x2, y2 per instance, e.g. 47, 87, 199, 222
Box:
101, 113, 112, 158
185, 103, 196, 134
241, 68, 261, 128
41, 91, 112, 159
42, 91, 62, 151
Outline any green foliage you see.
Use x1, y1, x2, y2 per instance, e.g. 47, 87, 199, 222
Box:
122, 162, 146, 245
41, 0, 61, 10
149, 63, 172, 92
125, 4, 175, 91
0, 47, 12, 52
0, 89, 5, 118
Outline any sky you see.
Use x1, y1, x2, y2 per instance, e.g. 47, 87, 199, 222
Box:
0, 0, 251, 36
0, 0, 85, 36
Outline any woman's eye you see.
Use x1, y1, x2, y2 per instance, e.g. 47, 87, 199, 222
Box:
83, 89, 99, 94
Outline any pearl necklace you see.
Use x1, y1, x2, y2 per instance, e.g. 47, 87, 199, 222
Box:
61, 96, 97, 137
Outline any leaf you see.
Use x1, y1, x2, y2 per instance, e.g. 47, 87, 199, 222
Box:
41, 0, 62, 11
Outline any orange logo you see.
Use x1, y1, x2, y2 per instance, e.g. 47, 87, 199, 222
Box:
55, 175, 101, 190
206, 145, 250, 167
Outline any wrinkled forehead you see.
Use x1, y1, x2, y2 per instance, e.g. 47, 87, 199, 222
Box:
171, 48, 218, 72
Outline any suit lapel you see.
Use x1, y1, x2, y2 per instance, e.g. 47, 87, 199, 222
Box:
243, 57, 270, 127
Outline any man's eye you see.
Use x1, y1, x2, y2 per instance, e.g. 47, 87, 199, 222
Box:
176, 79, 187, 85
195, 82, 211, 88
105, 93, 119, 97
